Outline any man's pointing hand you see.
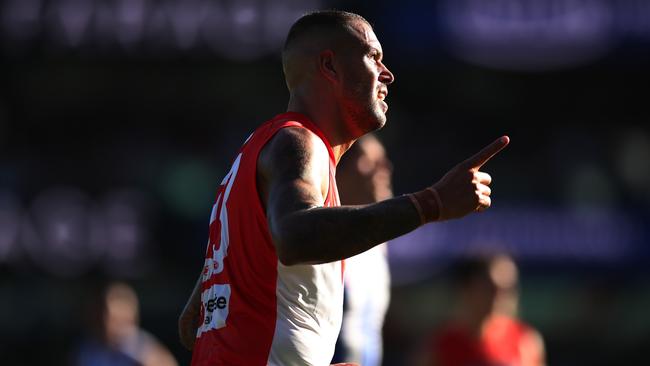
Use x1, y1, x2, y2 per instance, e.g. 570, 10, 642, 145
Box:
409, 136, 510, 223
434, 136, 510, 219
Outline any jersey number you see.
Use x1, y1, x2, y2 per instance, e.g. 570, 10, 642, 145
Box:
198, 153, 242, 335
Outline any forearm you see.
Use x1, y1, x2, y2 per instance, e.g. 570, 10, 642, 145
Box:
178, 275, 202, 350
273, 194, 421, 265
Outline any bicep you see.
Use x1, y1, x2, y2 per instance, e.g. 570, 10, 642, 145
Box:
258, 128, 330, 253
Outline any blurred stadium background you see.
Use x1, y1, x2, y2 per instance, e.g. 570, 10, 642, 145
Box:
1, 0, 649, 364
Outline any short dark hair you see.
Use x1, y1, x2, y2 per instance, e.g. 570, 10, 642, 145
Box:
283, 10, 370, 53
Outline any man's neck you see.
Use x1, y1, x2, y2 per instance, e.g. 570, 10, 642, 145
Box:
286, 93, 355, 165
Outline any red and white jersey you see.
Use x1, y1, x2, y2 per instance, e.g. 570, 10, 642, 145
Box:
191, 112, 344, 366
429, 315, 544, 366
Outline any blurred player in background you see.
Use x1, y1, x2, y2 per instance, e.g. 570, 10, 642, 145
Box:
75, 281, 178, 366
179, 10, 509, 366
416, 254, 545, 366
333, 134, 392, 366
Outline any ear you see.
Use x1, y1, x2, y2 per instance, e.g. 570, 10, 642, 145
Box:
319, 50, 339, 84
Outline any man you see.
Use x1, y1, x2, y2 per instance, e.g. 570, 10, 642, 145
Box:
417, 255, 546, 366
334, 134, 393, 366
75, 282, 178, 366
179, 10, 509, 366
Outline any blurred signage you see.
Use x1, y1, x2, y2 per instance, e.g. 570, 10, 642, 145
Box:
1, 0, 323, 60
388, 206, 647, 284
439, 0, 650, 69
0, 188, 151, 277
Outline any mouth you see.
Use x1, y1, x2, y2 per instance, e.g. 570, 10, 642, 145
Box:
377, 88, 388, 101
378, 99, 388, 113
377, 88, 388, 112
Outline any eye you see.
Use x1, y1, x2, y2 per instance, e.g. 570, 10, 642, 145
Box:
368, 50, 379, 60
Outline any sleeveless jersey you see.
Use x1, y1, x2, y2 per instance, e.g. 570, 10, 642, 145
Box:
191, 112, 344, 366
430, 315, 542, 366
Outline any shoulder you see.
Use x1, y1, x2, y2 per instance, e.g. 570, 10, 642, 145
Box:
497, 317, 545, 352
259, 126, 330, 176
264, 126, 328, 159
257, 125, 330, 207
518, 321, 544, 347
517, 321, 546, 365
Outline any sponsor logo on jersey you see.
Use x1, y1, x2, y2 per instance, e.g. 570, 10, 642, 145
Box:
197, 283, 231, 336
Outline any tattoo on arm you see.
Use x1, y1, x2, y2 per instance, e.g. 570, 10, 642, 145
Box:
260, 127, 421, 265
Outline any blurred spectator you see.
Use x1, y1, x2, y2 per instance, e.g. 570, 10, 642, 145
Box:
73, 281, 178, 366
415, 254, 545, 366
333, 134, 392, 366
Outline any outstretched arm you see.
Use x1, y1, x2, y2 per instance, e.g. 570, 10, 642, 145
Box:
258, 127, 509, 266
178, 274, 202, 350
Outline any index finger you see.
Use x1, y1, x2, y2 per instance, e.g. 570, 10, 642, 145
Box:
462, 136, 510, 169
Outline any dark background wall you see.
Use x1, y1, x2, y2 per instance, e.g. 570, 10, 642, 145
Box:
1, 0, 649, 365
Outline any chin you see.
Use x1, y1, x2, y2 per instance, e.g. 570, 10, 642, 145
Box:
358, 117, 384, 136
348, 107, 386, 136
371, 113, 387, 131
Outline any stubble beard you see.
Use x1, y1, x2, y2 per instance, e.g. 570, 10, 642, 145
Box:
345, 95, 386, 136
364, 101, 387, 132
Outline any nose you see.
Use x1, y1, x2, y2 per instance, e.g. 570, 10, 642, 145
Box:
379, 62, 394, 85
